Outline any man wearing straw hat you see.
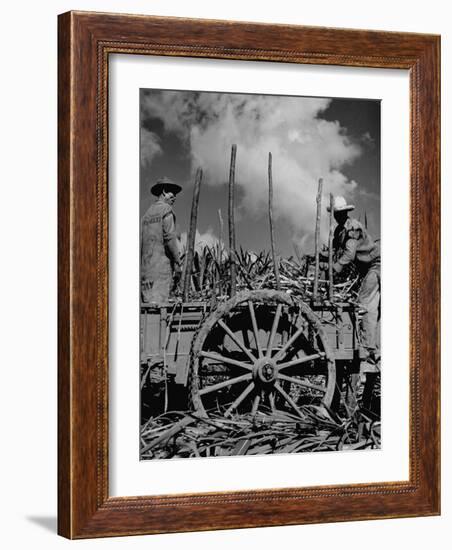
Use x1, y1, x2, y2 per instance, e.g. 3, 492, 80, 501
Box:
327, 196, 381, 372
141, 177, 183, 304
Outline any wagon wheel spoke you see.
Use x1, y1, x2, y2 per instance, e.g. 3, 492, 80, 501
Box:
224, 382, 255, 417
217, 319, 257, 363
248, 300, 263, 358
268, 391, 276, 413
274, 382, 305, 418
276, 352, 325, 371
199, 372, 253, 396
266, 304, 282, 358
277, 373, 327, 394
273, 323, 307, 362
251, 393, 261, 415
199, 351, 253, 371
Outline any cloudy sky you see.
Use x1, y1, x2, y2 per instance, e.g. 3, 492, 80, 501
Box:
140, 89, 380, 257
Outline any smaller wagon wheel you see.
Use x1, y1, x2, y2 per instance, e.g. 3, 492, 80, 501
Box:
190, 289, 335, 419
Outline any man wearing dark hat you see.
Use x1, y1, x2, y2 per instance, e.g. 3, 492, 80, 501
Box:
326, 196, 381, 370
141, 177, 182, 303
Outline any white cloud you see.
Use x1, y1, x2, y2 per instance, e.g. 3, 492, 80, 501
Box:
140, 128, 162, 167
142, 91, 362, 248
179, 228, 220, 252
361, 131, 375, 147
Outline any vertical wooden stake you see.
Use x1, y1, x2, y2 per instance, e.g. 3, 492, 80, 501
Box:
217, 208, 224, 297
328, 192, 334, 302
218, 208, 224, 268
313, 178, 323, 302
182, 167, 203, 301
218, 208, 224, 251
228, 144, 237, 297
268, 152, 281, 290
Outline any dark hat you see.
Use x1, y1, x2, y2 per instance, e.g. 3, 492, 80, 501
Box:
150, 177, 182, 197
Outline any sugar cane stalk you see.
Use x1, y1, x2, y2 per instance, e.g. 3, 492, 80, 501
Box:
268, 152, 281, 290
182, 167, 203, 301
313, 178, 323, 302
328, 192, 334, 301
228, 144, 237, 297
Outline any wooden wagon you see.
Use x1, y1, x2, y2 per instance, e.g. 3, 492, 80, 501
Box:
141, 289, 365, 419
141, 146, 373, 420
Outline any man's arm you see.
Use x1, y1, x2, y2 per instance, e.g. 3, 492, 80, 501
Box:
333, 238, 358, 273
162, 211, 181, 267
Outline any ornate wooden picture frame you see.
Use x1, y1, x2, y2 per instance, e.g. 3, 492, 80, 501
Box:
58, 11, 440, 538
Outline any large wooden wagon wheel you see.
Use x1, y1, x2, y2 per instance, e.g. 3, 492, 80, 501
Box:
190, 289, 336, 418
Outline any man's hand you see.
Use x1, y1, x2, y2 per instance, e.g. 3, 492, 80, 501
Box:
172, 262, 182, 289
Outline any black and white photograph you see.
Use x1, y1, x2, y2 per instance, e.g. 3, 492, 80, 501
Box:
139, 88, 381, 460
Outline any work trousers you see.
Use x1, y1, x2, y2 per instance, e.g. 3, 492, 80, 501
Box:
141, 270, 172, 304
358, 267, 380, 355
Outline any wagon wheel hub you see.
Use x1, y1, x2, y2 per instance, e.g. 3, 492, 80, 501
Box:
254, 358, 277, 384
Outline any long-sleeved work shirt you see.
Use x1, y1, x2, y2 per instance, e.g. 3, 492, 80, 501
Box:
333, 217, 380, 275
141, 199, 180, 302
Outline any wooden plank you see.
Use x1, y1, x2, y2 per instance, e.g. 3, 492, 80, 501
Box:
313, 178, 323, 301
328, 193, 334, 301
268, 152, 281, 290
182, 168, 203, 301
228, 144, 237, 296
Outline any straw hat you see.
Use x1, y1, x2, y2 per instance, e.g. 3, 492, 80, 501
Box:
150, 176, 182, 197
326, 196, 355, 212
